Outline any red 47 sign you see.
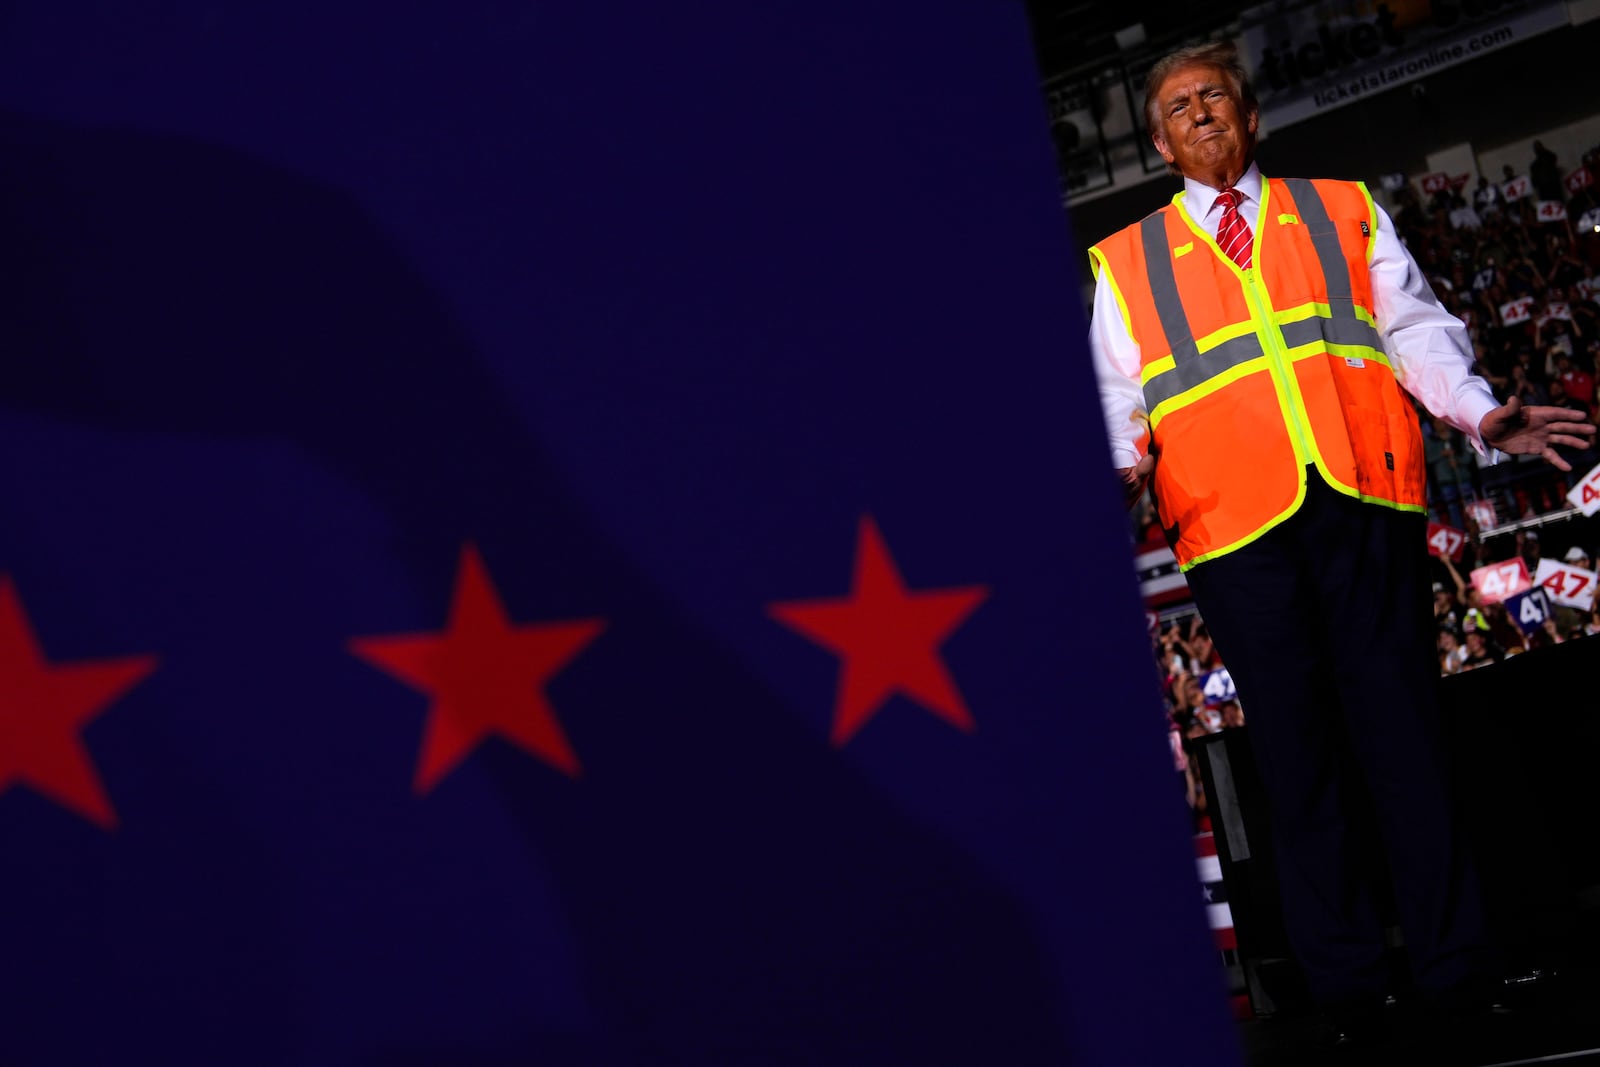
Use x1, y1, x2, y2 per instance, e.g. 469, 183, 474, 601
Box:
1470, 558, 1531, 604
1420, 172, 1450, 194
1534, 558, 1599, 609
1425, 522, 1465, 561
1568, 462, 1600, 517
1567, 167, 1594, 194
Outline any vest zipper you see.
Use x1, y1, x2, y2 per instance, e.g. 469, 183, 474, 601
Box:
1239, 265, 1315, 467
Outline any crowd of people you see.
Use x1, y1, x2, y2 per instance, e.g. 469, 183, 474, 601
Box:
1146, 138, 1600, 824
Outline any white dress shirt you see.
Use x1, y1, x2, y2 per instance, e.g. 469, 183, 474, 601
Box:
1089, 163, 1501, 469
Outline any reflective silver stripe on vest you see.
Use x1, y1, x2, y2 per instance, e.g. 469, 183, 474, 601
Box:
1143, 332, 1265, 413
1280, 179, 1382, 343
1140, 213, 1199, 364
1139, 213, 1268, 413
1282, 178, 1385, 353
1285, 178, 1353, 304
1279, 313, 1382, 351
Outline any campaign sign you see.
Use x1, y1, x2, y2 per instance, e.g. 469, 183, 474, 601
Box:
1546, 301, 1573, 321
1567, 461, 1600, 517
1502, 174, 1532, 201
1500, 296, 1535, 325
1534, 558, 1599, 609
1380, 171, 1407, 192
1420, 171, 1450, 194
1471, 267, 1495, 291
1200, 667, 1235, 705
1471, 558, 1532, 604
1505, 587, 1553, 636
1426, 522, 1466, 562
1537, 200, 1569, 223
1450, 173, 1471, 190
1464, 499, 1497, 531
1567, 166, 1594, 194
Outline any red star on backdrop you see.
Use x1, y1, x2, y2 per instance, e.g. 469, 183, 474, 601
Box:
0, 576, 157, 830
350, 543, 604, 793
768, 515, 989, 747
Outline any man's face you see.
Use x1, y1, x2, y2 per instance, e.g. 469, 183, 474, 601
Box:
1152, 63, 1257, 180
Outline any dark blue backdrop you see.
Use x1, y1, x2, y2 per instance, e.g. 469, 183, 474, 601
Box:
0, 3, 1240, 1064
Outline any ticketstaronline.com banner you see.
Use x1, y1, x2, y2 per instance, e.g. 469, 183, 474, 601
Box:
1239, 0, 1572, 131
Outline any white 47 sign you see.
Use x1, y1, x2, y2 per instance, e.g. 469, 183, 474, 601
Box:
1470, 558, 1531, 604
1535, 558, 1599, 609
1568, 463, 1600, 517
1201, 667, 1235, 704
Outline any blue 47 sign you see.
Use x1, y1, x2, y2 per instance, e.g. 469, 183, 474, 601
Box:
1201, 667, 1236, 704
1505, 587, 1553, 636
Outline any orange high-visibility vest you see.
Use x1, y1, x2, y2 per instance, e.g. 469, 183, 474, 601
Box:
1090, 177, 1426, 571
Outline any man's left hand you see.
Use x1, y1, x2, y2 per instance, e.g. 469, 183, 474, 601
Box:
1478, 397, 1597, 472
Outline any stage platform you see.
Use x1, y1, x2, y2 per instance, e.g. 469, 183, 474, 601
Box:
1195, 636, 1600, 1065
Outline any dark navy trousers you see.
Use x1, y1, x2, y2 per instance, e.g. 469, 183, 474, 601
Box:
1183, 472, 1490, 1005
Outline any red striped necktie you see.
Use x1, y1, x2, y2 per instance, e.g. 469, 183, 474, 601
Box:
1215, 187, 1253, 270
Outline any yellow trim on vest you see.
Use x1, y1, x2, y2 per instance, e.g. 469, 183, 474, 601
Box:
1138, 317, 1261, 385
1276, 301, 1323, 323
1088, 245, 1136, 344
1276, 301, 1381, 335
1174, 241, 1194, 257
1178, 478, 1425, 572
1277, 335, 1390, 366
1169, 181, 1311, 456
1140, 353, 1175, 384
1317, 341, 1390, 366
1277, 213, 1298, 225
1356, 180, 1378, 264
1178, 479, 1308, 572
1147, 356, 1273, 430
1198, 318, 1260, 352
